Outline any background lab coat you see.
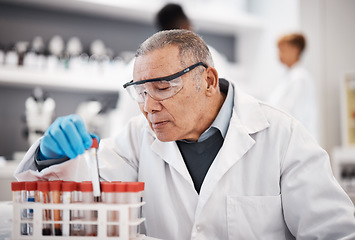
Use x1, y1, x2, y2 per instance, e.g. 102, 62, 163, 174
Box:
15, 83, 355, 240
267, 64, 318, 140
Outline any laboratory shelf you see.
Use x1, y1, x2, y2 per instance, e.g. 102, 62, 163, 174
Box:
1, 0, 263, 35
0, 67, 122, 93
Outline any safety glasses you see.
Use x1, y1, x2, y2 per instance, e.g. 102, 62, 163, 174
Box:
123, 62, 207, 103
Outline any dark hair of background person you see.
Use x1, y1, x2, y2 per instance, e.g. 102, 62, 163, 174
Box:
278, 33, 306, 53
155, 3, 192, 31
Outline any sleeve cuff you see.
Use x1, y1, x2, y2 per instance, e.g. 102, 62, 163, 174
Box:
34, 146, 70, 172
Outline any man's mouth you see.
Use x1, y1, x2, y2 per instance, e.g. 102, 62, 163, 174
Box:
151, 121, 169, 129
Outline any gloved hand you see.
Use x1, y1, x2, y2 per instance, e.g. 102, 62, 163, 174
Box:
39, 114, 99, 160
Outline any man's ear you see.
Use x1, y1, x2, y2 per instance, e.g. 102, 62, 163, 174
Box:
205, 67, 219, 96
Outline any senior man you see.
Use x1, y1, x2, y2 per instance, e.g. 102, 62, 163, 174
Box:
15, 30, 355, 239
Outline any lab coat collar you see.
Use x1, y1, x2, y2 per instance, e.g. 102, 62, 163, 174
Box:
232, 83, 270, 134
151, 139, 194, 186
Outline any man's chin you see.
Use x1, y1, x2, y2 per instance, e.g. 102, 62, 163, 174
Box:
156, 135, 175, 142
154, 132, 176, 142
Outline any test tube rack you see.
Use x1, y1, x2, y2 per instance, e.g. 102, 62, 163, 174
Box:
12, 202, 145, 240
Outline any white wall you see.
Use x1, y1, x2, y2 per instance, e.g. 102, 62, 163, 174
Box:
299, 0, 355, 152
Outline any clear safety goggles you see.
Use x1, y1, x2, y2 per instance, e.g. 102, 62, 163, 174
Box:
123, 62, 207, 103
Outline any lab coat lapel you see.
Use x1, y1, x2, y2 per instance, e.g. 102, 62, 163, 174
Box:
150, 139, 194, 186
195, 85, 270, 219
195, 113, 256, 219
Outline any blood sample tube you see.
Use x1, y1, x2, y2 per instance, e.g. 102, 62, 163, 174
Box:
49, 181, 62, 236
11, 182, 27, 235
113, 181, 127, 237
71, 182, 83, 236
37, 181, 52, 235
62, 181, 75, 236
80, 181, 97, 236
137, 182, 145, 222
127, 182, 144, 238
101, 182, 116, 236
25, 181, 37, 236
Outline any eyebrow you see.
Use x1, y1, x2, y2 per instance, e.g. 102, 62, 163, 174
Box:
123, 62, 207, 88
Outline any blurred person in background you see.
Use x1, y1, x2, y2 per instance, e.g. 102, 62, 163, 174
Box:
267, 33, 318, 140
155, 3, 232, 80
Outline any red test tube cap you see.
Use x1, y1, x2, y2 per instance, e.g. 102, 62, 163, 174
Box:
91, 138, 99, 149
101, 182, 114, 193
62, 181, 76, 192
49, 181, 62, 192
25, 181, 37, 191
126, 182, 141, 192
80, 181, 93, 192
138, 182, 145, 191
114, 182, 127, 193
11, 182, 25, 191
37, 181, 49, 192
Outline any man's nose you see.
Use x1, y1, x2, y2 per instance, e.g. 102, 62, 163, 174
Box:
143, 93, 162, 113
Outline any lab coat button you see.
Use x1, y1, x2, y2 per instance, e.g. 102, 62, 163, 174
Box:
196, 225, 202, 232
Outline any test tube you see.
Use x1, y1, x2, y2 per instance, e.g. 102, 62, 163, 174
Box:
49, 181, 62, 236
71, 182, 83, 236
11, 181, 27, 235
127, 182, 144, 238
136, 182, 145, 212
101, 182, 116, 236
62, 181, 75, 236
80, 181, 97, 236
37, 181, 52, 235
86, 138, 101, 202
113, 182, 127, 237
25, 181, 37, 236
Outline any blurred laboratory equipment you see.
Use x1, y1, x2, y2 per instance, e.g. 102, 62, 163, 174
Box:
76, 100, 102, 135
48, 35, 65, 57
75, 99, 117, 138
4, 43, 19, 67
66, 36, 83, 57
25, 87, 56, 146
89, 39, 110, 74
15, 41, 29, 66
0, 43, 5, 65
23, 36, 47, 69
341, 74, 355, 146
47, 35, 65, 71
0, 34, 132, 79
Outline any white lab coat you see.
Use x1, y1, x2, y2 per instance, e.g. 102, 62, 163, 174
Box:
267, 64, 318, 140
15, 83, 355, 240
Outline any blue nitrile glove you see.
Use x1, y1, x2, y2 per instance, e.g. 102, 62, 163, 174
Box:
39, 114, 100, 160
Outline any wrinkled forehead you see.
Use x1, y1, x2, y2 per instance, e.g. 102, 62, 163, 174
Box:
133, 46, 183, 81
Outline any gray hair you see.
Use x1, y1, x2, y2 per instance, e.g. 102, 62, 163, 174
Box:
136, 29, 214, 68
